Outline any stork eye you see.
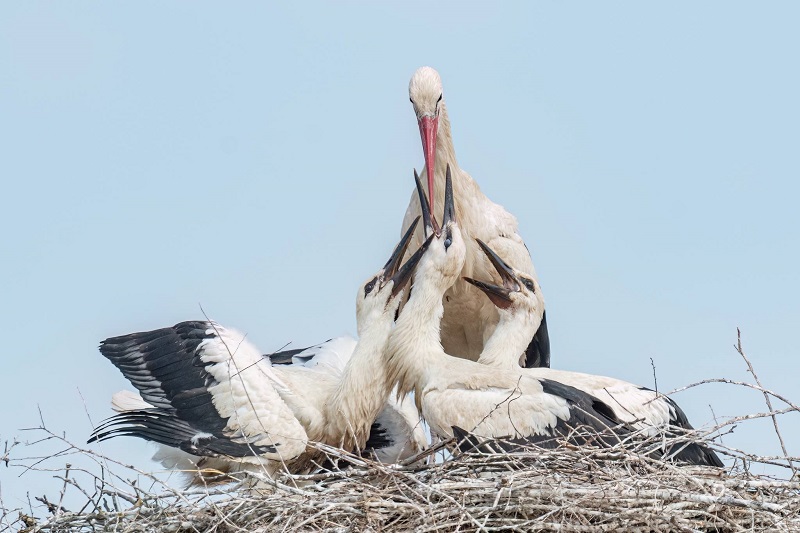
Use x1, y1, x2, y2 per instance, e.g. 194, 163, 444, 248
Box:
444, 237, 452, 249
364, 277, 378, 297
521, 278, 535, 292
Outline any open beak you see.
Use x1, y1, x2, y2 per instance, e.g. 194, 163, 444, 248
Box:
463, 277, 513, 310
390, 233, 434, 297
418, 115, 438, 214
384, 216, 419, 279
475, 239, 519, 292
414, 168, 440, 237
465, 239, 520, 309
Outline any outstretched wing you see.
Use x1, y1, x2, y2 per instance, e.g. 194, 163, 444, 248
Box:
90, 321, 308, 461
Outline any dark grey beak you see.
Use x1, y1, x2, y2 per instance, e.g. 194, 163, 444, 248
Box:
463, 276, 514, 310
413, 169, 439, 237
384, 216, 419, 279
442, 164, 455, 227
466, 239, 520, 309
390, 233, 434, 297
475, 238, 519, 292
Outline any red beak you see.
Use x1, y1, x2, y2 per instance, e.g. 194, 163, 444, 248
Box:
418, 115, 438, 214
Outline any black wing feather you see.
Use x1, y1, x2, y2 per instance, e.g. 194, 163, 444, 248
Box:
99, 321, 213, 409
266, 347, 310, 365
537, 378, 629, 447
523, 310, 550, 368
637, 387, 724, 467
88, 410, 275, 457
454, 380, 627, 455
92, 321, 280, 458
363, 422, 392, 452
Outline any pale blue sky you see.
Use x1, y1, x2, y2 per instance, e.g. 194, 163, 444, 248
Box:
2, 2, 799, 513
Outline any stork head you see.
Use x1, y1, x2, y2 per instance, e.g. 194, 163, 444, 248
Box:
464, 239, 545, 320
409, 66, 444, 214
411, 164, 465, 291
356, 216, 431, 331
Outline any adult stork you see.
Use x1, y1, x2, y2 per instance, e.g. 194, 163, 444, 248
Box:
89, 221, 430, 483
386, 172, 626, 449
464, 239, 724, 466
403, 66, 550, 368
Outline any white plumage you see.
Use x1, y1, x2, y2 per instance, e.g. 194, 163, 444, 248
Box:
90, 222, 430, 482
387, 178, 722, 466
463, 232, 724, 466
387, 173, 619, 446
403, 66, 550, 367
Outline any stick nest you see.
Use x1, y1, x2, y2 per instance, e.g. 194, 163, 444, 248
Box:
5, 430, 800, 533
5, 334, 799, 532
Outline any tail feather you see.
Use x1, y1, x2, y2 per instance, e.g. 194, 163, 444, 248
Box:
88, 409, 276, 458
111, 390, 152, 412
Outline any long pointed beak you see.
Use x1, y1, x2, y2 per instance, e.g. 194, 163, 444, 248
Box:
390, 233, 434, 297
418, 115, 438, 215
442, 164, 455, 227
414, 168, 440, 237
384, 216, 419, 278
475, 239, 519, 292
463, 277, 514, 310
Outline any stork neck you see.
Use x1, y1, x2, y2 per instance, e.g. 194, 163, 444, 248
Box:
478, 311, 538, 369
386, 275, 446, 399
326, 317, 393, 450
429, 102, 483, 237
432, 104, 463, 194
435, 103, 457, 170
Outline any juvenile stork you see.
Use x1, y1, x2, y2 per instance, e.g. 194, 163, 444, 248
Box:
386, 172, 625, 449
464, 240, 724, 466
404, 66, 550, 367
90, 221, 430, 482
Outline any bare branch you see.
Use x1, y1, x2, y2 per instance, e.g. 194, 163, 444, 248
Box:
4, 330, 799, 531
735, 328, 797, 478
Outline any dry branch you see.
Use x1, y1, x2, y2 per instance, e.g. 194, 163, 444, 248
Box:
4, 417, 799, 533
4, 344, 800, 532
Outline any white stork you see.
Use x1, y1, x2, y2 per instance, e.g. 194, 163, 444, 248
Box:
464, 238, 724, 466
387, 172, 624, 450
386, 176, 723, 466
403, 66, 550, 367
89, 221, 430, 483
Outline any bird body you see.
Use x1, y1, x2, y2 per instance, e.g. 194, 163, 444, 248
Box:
387, 174, 620, 445
464, 237, 724, 466
267, 337, 427, 463
404, 66, 549, 366
387, 265, 613, 444
525, 369, 678, 436
91, 223, 429, 482
94, 322, 312, 478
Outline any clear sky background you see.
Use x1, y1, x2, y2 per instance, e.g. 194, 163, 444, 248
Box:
2, 1, 799, 514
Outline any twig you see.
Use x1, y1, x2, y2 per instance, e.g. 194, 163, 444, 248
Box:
650, 357, 658, 395
5, 333, 800, 532
735, 328, 797, 478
